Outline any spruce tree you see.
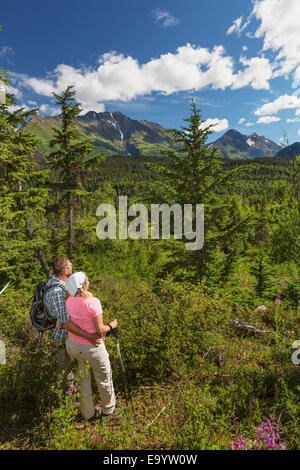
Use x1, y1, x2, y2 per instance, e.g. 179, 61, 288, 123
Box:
250, 254, 274, 298
47, 86, 104, 258
147, 99, 251, 283
0, 70, 51, 284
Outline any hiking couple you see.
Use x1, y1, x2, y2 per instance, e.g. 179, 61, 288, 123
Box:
44, 256, 119, 421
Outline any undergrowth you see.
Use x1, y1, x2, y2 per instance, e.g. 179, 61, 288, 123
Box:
0, 271, 299, 450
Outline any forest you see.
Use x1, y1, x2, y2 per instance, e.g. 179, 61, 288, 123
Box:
0, 74, 299, 451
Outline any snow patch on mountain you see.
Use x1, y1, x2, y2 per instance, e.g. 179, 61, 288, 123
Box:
110, 113, 124, 142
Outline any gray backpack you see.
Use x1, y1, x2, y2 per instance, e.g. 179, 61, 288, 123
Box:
29, 281, 65, 333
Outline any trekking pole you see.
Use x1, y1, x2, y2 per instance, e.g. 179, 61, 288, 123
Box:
108, 327, 134, 413
0, 282, 11, 295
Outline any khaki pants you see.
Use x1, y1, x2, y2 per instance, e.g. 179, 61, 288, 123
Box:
53, 340, 75, 393
66, 336, 116, 420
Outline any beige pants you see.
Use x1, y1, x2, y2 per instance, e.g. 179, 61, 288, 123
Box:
66, 336, 116, 420
53, 340, 75, 393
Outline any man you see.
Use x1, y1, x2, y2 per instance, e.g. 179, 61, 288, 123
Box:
44, 256, 101, 392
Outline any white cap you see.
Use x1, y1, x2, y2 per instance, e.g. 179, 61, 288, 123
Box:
65, 272, 86, 296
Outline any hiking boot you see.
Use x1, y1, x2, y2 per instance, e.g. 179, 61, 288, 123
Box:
87, 409, 101, 423
101, 410, 121, 420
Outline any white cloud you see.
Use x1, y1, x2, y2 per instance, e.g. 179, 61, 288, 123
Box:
231, 56, 273, 90
293, 66, 300, 83
252, 0, 300, 80
8, 103, 30, 113
237, 119, 254, 127
226, 16, 249, 36
287, 117, 300, 123
153, 9, 179, 27
0, 46, 14, 56
225, 1, 300, 83
0, 82, 23, 102
14, 42, 276, 114
12, 44, 236, 113
24, 77, 55, 97
298, 130, 300, 136
200, 117, 229, 132
79, 102, 105, 114
257, 116, 281, 124
7, 84, 22, 99
39, 104, 60, 116
254, 94, 300, 116
0, 46, 15, 63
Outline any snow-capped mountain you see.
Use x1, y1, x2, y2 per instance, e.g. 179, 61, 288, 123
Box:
27, 111, 177, 157
209, 129, 284, 159
28, 112, 285, 160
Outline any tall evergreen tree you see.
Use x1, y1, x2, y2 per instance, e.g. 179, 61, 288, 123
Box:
147, 99, 251, 283
0, 70, 51, 284
250, 254, 274, 298
47, 86, 104, 258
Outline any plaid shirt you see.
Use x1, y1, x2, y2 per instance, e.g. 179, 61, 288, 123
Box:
44, 276, 70, 344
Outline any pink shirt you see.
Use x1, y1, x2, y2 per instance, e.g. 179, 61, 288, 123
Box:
66, 296, 103, 345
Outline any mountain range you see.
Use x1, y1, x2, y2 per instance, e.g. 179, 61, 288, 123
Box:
27, 111, 291, 159
209, 129, 284, 159
27, 111, 177, 157
275, 142, 300, 158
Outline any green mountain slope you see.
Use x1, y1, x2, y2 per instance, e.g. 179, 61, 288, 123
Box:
26, 111, 178, 157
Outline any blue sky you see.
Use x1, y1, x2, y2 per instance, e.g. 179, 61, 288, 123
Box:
1, 0, 300, 144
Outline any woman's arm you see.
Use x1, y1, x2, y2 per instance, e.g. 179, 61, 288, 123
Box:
93, 315, 118, 335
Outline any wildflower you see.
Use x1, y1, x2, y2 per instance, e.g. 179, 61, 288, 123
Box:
67, 384, 78, 396
275, 297, 281, 304
230, 416, 286, 451
230, 435, 248, 450
253, 417, 285, 450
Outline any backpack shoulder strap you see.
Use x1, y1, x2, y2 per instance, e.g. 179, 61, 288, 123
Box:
41, 283, 67, 321
42, 283, 66, 305
44, 283, 66, 294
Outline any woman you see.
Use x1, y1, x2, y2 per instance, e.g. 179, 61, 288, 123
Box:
65, 271, 119, 421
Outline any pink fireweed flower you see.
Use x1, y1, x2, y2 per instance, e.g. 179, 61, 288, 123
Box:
67, 384, 78, 396
253, 418, 285, 450
230, 416, 286, 450
230, 436, 248, 450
